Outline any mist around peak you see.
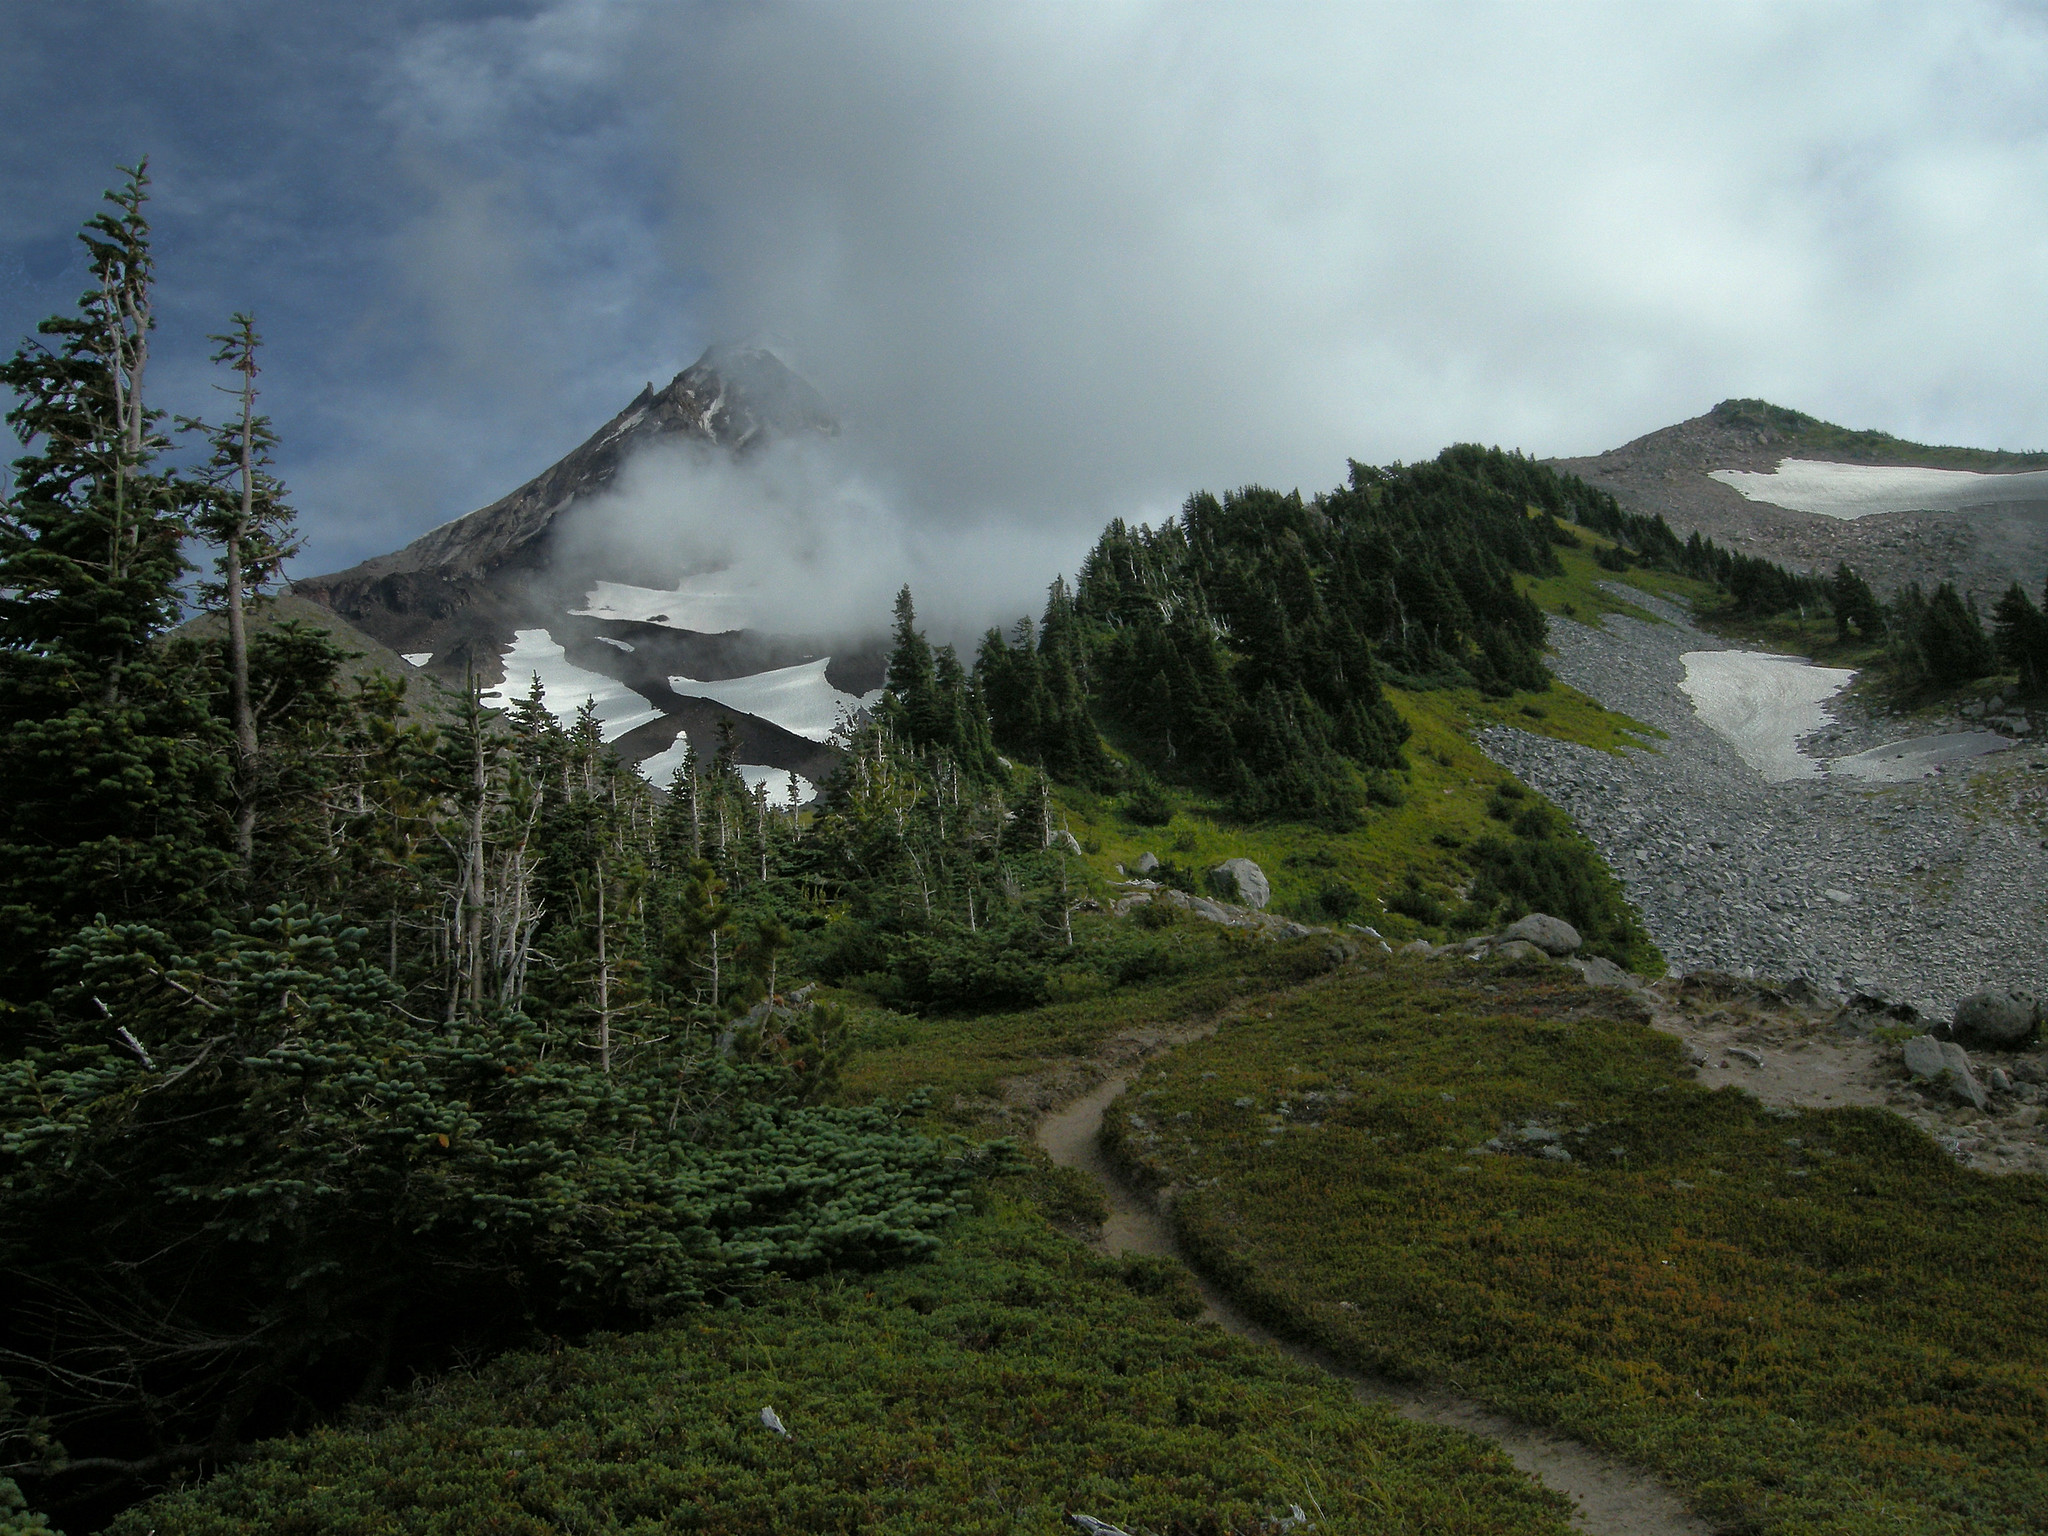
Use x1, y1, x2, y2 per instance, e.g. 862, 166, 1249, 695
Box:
548, 428, 1096, 650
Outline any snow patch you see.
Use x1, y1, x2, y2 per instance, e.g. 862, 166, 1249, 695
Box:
634, 734, 816, 803
666, 657, 878, 743
1679, 650, 1854, 782
482, 629, 665, 743
1709, 458, 2048, 520
593, 635, 635, 652
400, 652, 432, 667
1829, 731, 2015, 782
573, 576, 755, 634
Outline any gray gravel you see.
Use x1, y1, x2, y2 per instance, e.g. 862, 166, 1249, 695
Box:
1478, 593, 2048, 1019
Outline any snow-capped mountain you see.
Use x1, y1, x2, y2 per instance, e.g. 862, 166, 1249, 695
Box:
297, 343, 886, 793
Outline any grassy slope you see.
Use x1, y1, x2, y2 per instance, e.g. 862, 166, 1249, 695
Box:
1100, 954, 2048, 1536
118, 1172, 1574, 1536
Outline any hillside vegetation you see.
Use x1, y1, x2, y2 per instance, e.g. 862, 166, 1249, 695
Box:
1100, 954, 2048, 1536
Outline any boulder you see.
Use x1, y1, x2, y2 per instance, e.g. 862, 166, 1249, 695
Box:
1952, 991, 2039, 1049
1490, 938, 1547, 963
1903, 1034, 1988, 1110
1500, 912, 1581, 956
1569, 955, 1640, 989
1133, 851, 1160, 874
1400, 939, 1435, 956
1209, 857, 1271, 910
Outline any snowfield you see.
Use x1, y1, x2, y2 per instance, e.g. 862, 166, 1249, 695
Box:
667, 658, 881, 743
400, 652, 432, 667
573, 577, 755, 634
1678, 650, 1853, 781
1829, 731, 2015, 782
1709, 457, 2048, 520
482, 629, 666, 743
632, 733, 816, 803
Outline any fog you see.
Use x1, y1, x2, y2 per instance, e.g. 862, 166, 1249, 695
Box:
7, 4, 2048, 585
552, 432, 1101, 648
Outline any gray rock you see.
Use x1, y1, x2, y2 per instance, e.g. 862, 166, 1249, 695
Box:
1491, 938, 1548, 962
1903, 1035, 1987, 1109
1209, 857, 1271, 910
1134, 851, 1160, 874
1400, 939, 1434, 956
1725, 1046, 1765, 1068
1991, 1066, 2014, 1094
1568, 954, 1640, 989
1500, 912, 1582, 955
1517, 1123, 1561, 1144
1901, 1034, 1948, 1080
1952, 990, 2039, 1048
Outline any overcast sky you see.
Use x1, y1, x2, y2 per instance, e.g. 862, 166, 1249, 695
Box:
6, 1, 2048, 587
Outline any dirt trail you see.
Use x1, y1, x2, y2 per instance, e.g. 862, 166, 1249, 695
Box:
1033, 1056, 1715, 1536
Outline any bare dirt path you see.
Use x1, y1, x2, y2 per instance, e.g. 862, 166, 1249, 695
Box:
1031, 1050, 1716, 1536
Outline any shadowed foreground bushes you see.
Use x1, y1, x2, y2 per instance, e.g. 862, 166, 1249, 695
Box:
113, 1185, 1573, 1536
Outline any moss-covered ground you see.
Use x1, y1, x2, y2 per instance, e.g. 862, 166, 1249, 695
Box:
117, 1165, 1574, 1536
1100, 952, 2048, 1536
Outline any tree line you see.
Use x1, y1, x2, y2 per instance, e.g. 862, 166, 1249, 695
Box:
0, 167, 1012, 1529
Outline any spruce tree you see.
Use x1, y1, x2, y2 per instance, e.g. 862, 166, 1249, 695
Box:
0, 163, 228, 1014
184, 315, 300, 862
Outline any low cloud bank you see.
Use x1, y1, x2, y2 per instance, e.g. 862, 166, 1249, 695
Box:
552, 433, 1104, 649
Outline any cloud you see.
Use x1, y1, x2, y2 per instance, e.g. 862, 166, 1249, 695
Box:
551, 432, 1088, 648
8, 2, 2048, 596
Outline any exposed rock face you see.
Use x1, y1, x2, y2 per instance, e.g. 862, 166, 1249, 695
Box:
1547, 398, 2048, 609
295, 344, 879, 784
297, 343, 837, 678
1501, 913, 1582, 956
1209, 858, 1270, 910
1952, 991, 2040, 1049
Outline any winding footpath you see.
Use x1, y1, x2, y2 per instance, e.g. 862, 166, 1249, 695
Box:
1032, 1045, 1712, 1536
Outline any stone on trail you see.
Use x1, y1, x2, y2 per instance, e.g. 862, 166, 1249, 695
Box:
1951, 990, 2039, 1049
1209, 857, 1271, 909
1500, 912, 1582, 955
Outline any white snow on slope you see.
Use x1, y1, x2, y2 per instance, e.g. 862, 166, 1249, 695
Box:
1679, 650, 1854, 782
573, 576, 754, 634
401, 652, 432, 667
1829, 731, 2015, 782
483, 629, 666, 743
667, 658, 881, 743
634, 733, 816, 803
1709, 458, 2048, 520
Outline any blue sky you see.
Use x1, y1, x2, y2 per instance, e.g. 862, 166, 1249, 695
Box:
8, 1, 2048, 585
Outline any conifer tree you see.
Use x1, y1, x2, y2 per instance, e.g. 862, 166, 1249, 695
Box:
185, 315, 300, 861
0, 162, 228, 1012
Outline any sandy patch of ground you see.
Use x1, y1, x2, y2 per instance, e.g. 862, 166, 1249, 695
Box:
1710, 457, 2048, 519
1638, 972, 2048, 1176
